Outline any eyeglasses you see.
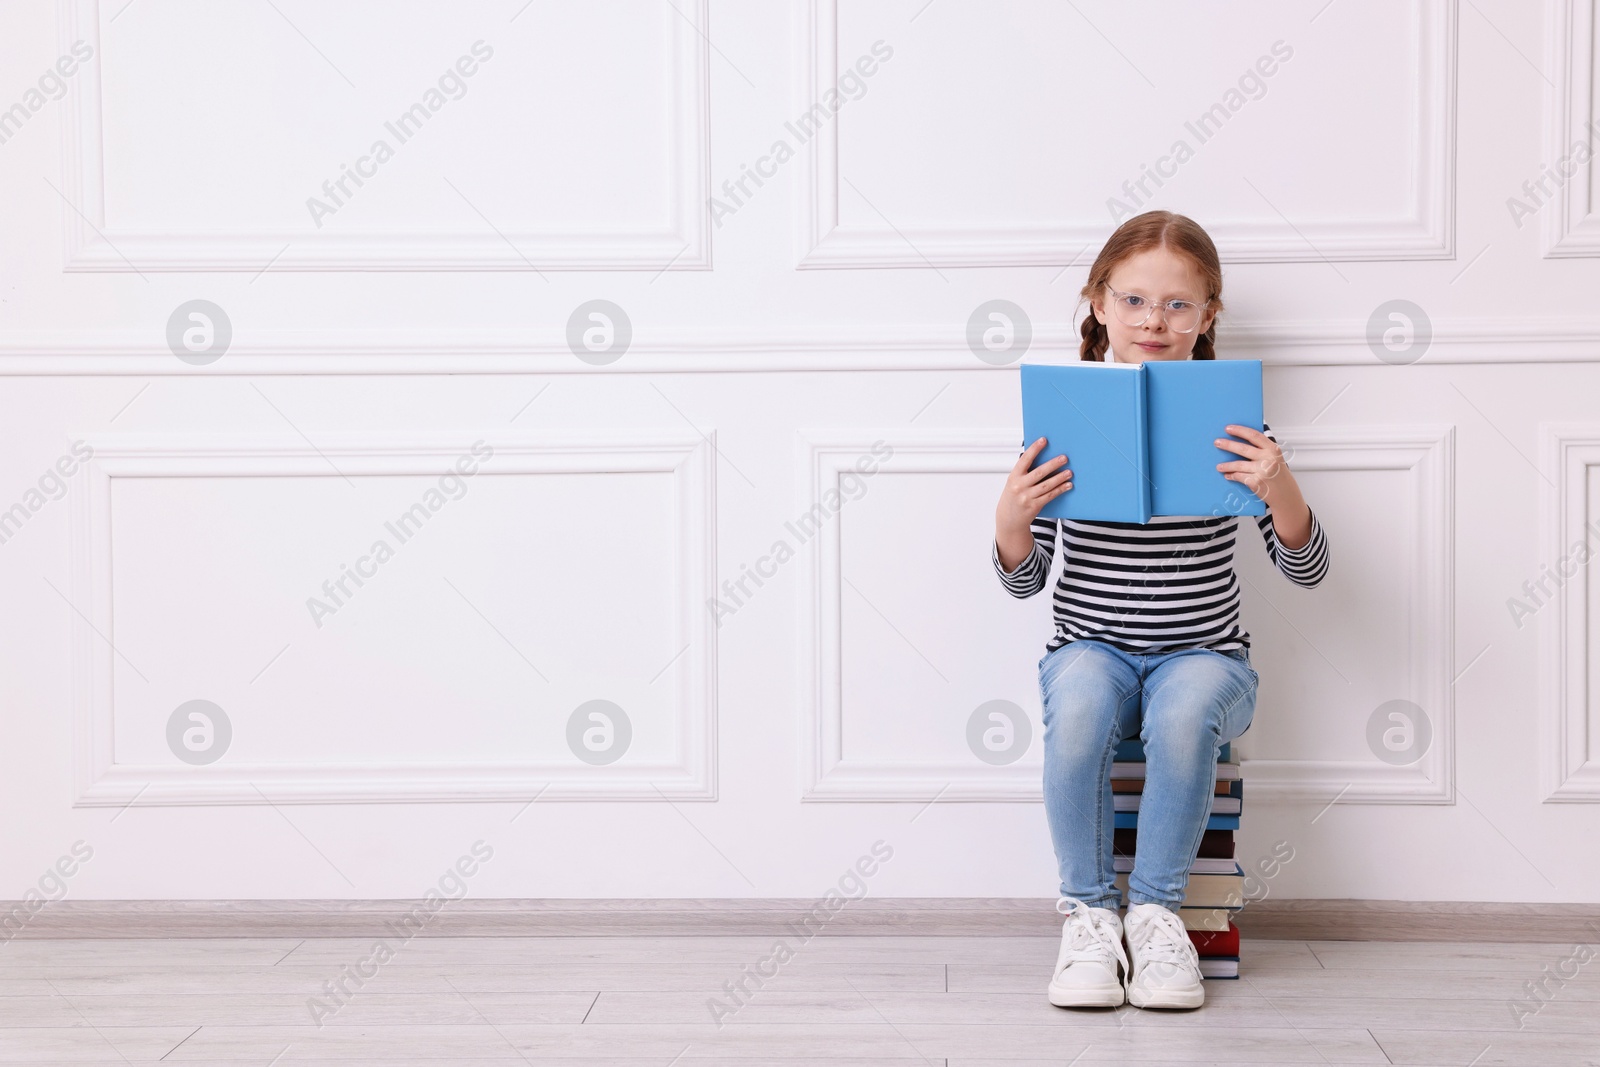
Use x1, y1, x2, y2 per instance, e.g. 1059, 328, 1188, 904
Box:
1104, 286, 1209, 334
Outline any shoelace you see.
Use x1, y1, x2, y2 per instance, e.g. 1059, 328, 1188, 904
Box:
1126, 904, 1200, 969
1054, 897, 1130, 977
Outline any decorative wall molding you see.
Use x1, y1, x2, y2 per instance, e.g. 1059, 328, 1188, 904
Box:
67, 431, 718, 804
8, 317, 1600, 375
1538, 424, 1600, 800
796, 0, 1456, 267
55, 0, 711, 271
798, 429, 1029, 801
798, 425, 1456, 804
1543, 0, 1600, 257
1238, 425, 1456, 804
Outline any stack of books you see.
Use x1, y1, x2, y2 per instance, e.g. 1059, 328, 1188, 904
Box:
1109, 737, 1244, 979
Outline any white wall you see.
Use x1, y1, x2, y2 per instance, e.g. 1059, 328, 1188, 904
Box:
0, 0, 1597, 905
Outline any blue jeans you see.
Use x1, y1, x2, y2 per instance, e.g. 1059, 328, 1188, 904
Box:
1038, 638, 1258, 914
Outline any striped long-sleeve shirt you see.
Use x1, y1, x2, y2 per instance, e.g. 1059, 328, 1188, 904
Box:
993, 424, 1329, 655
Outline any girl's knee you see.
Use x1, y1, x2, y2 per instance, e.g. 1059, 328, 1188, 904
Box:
1044, 706, 1115, 753
1143, 689, 1255, 763
1141, 710, 1220, 758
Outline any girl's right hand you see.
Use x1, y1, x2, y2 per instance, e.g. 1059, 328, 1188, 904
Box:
996, 437, 1072, 535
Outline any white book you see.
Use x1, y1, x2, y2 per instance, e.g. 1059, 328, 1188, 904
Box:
1114, 856, 1240, 876
1115, 794, 1241, 814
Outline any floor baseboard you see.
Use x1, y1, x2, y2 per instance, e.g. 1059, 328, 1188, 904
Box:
4, 898, 1599, 941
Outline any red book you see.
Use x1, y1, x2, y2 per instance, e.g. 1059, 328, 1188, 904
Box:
1189, 922, 1239, 957
1113, 779, 1233, 795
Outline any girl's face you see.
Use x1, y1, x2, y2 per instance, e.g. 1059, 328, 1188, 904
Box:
1090, 246, 1217, 364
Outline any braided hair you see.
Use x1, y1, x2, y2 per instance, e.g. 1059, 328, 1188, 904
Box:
1077, 211, 1223, 362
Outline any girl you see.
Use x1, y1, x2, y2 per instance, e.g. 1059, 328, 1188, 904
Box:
992, 211, 1329, 1010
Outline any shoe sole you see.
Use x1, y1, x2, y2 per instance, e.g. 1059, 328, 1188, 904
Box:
1047, 982, 1125, 1008
1127, 984, 1204, 1009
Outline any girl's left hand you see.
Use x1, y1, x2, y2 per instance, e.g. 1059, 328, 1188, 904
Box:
1215, 425, 1295, 505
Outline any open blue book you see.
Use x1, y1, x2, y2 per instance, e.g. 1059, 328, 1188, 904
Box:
1019, 359, 1267, 522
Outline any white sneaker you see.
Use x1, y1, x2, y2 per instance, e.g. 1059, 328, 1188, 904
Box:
1047, 897, 1129, 1008
1123, 901, 1205, 1009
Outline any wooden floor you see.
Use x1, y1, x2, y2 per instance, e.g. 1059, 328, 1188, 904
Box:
0, 934, 1595, 1065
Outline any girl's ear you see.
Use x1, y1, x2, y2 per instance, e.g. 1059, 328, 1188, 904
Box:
1091, 296, 1107, 327
1197, 305, 1216, 336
